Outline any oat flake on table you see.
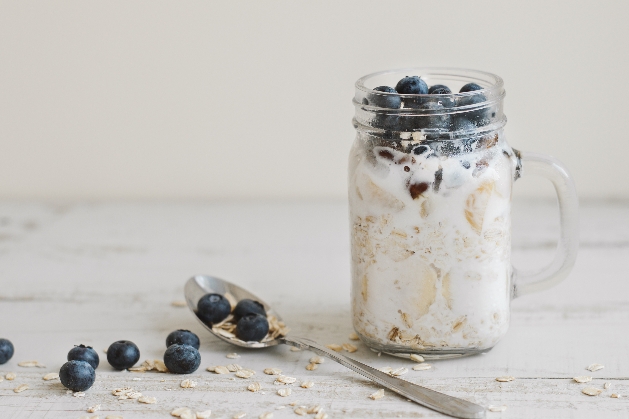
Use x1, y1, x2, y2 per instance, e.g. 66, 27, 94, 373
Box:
582, 387, 604, 396
290, 347, 301, 352
235, 369, 255, 379
307, 405, 322, 414
326, 344, 343, 352
263, 367, 282, 375
5, 372, 16, 380
232, 412, 247, 419
348, 332, 359, 340
586, 363, 604, 372
226, 364, 242, 372
611, 393, 622, 398
172, 407, 193, 417
43, 372, 59, 380
305, 363, 318, 371
390, 367, 408, 376
226, 353, 240, 359
309, 356, 325, 364
604, 382, 612, 389
87, 404, 101, 413
275, 375, 297, 385
138, 395, 157, 404
212, 366, 230, 374
13, 384, 28, 393
495, 376, 515, 382
105, 416, 124, 419
573, 376, 592, 383
73, 391, 86, 397
196, 410, 212, 419
18, 360, 46, 368
277, 388, 291, 397
300, 380, 314, 388
369, 389, 385, 400
314, 412, 328, 419
294, 407, 308, 416
248, 382, 261, 392
412, 364, 432, 371
259, 413, 273, 419
180, 379, 197, 388
488, 405, 507, 412
342, 342, 358, 353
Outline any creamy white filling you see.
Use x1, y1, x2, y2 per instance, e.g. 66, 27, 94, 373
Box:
349, 134, 515, 350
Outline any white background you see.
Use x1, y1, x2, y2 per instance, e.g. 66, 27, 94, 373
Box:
0, 1, 627, 201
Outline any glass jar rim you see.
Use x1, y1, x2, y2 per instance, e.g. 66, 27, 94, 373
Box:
355, 67, 505, 100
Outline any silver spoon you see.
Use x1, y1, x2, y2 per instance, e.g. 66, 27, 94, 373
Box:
184, 274, 486, 419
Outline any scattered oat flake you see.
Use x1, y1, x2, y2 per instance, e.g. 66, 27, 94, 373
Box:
294, 407, 308, 416
112, 387, 133, 396
342, 343, 357, 353
0, 377, 3, 382
290, 346, 301, 352
309, 356, 325, 364
180, 379, 197, 388
226, 364, 242, 372
379, 366, 393, 373
196, 410, 212, 419
213, 366, 230, 374
232, 413, 247, 419
573, 376, 592, 383
43, 372, 59, 380
13, 384, 28, 393
495, 376, 515, 382
348, 332, 359, 340
139, 395, 157, 404
181, 412, 197, 419
604, 382, 612, 389
277, 388, 292, 397
370, 389, 385, 400
87, 404, 101, 413
172, 300, 187, 307
305, 363, 318, 371
326, 344, 343, 352
106, 416, 124, 419
488, 405, 507, 412
276, 406, 286, 410
307, 406, 322, 414
235, 369, 255, 379
226, 353, 240, 359
586, 363, 604, 372
172, 407, 194, 417
289, 401, 300, 406
18, 360, 46, 368
154, 359, 168, 372
259, 413, 273, 419
6, 372, 16, 380
582, 387, 603, 396
611, 393, 622, 398
410, 354, 425, 363
413, 363, 432, 371
73, 391, 86, 397
390, 367, 408, 376
301, 381, 314, 389
247, 382, 261, 392
275, 375, 296, 385
314, 412, 328, 419
263, 368, 282, 375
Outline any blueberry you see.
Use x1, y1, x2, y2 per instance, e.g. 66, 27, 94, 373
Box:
163, 344, 201, 374
197, 293, 231, 325
166, 330, 200, 350
395, 76, 429, 95
0, 338, 14, 365
367, 86, 401, 109
59, 360, 95, 392
106, 340, 140, 370
233, 299, 266, 321
456, 92, 491, 127
428, 84, 452, 95
417, 102, 450, 130
461, 161, 471, 169
413, 145, 430, 155
459, 83, 483, 93
236, 313, 269, 342
67, 344, 99, 369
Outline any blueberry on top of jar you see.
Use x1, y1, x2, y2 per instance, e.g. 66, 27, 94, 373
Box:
459, 83, 483, 93
395, 76, 429, 95
368, 86, 401, 109
428, 84, 452, 95
233, 299, 266, 321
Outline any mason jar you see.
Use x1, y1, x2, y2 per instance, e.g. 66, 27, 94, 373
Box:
349, 68, 578, 358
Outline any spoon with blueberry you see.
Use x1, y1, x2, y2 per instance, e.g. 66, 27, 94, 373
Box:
185, 275, 486, 419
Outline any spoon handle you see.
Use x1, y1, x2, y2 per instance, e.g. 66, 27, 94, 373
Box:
281, 336, 485, 419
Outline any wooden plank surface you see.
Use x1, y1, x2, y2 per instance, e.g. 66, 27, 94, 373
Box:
0, 200, 628, 418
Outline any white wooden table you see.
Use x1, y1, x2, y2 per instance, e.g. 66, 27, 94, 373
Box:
0, 200, 627, 419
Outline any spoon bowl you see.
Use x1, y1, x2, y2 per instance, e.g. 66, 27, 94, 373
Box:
185, 274, 283, 348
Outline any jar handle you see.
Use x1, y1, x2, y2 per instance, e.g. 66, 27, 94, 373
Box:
511, 151, 579, 298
